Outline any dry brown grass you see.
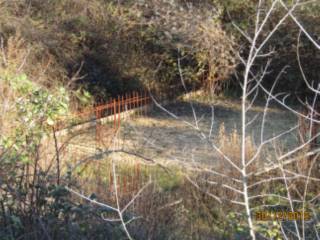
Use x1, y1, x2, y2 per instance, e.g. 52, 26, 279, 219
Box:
217, 122, 256, 163
0, 34, 26, 136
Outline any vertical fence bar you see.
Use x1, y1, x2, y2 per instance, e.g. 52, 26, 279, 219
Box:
128, 93, 130, 111
117, 95, 121, 129
113, 99, 116, 129
133, 91, 135, 110
140, 91, 143, 115
131, 92, 134, 111
125, 93, 128, 111
130, 174, 133, 193
136, 91, 139, 115
98, 108, 101, 145
134, 91, 136, 108
95, 105, 97, 145
134, 91, 137, 113
144, 91, 148, 115
138, 91, 141, 115
109, 98, 112, 122
147, 90, 149, 115
129, 92, 132, 119
107, 101, 109, 117
140, 91, 142, 114
142, 91, 145, 115
121, 95, 124, 119
136, 92, 138, 115
125, 93, 129, 111
128, 92, 131, 110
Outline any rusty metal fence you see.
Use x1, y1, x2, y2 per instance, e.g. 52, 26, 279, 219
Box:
43, 91, 154, 197
55, 91, 151, 146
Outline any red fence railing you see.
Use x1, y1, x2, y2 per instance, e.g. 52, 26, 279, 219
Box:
55, 91, 152, 146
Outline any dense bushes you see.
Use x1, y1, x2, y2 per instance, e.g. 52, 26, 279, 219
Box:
219, 0, 320, 95
0, 0, 238, 100
0, 1, 319, 101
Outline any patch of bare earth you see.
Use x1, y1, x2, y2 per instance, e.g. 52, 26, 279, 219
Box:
119, 100, 298, 167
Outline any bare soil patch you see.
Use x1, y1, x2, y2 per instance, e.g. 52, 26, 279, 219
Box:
118, 100, 299, 166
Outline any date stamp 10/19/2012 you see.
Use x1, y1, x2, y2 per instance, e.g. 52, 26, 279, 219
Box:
255, 211, 311, 221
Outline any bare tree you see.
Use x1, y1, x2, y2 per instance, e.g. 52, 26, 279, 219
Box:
66, 135, 152, 240
147, 0, 320, 239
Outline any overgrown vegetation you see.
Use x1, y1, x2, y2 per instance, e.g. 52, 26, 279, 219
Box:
1, 0, 320, 239
1, 1, 319, 98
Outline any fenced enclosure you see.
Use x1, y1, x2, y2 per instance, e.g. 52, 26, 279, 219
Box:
40, 90, 320, 201
39, 91, 153, 196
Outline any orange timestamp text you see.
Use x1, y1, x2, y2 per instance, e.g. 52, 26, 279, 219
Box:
255, 211, 311, 221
